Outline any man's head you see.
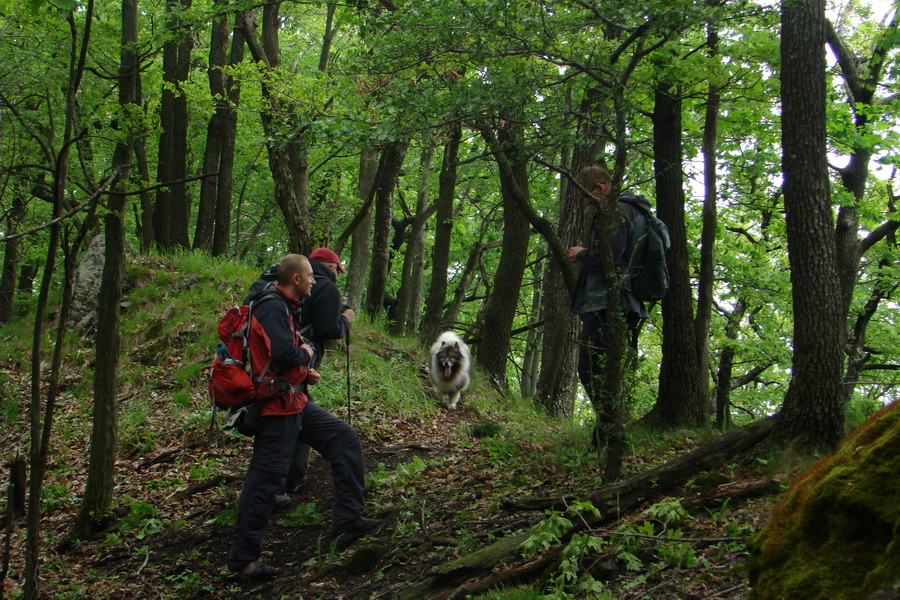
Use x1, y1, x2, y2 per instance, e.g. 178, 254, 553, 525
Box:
308, 247, 346, 277
277, 254, 315, 299
575, 165, 612, 207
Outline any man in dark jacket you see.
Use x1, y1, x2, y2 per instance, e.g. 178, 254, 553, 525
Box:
227, 254, 378, 579
568, 164, 649, 451
302, 247, 355, 369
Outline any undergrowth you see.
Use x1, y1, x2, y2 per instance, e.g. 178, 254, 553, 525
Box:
0, 251, 779, 599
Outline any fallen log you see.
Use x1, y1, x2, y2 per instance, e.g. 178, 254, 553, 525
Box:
168, 474, 242, 502
680, 478, 781, 510
502, 416, 776, 513
400, 417, 776, 600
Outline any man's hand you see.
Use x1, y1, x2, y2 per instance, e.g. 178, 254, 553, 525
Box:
307, 369, 322, 386
568, 246, 584, 263
342, 308, 356, 325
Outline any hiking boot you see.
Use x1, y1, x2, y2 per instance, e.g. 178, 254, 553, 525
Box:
283, 475, 307, 495
334, 517, 383, 550
273, 494, 292, 512
234, 561, 280, 580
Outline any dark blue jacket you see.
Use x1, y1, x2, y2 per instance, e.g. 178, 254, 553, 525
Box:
299, 260, 349, 370
570, 191, 650, 318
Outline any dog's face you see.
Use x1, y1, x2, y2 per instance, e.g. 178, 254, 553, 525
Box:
437, 342, 462, 378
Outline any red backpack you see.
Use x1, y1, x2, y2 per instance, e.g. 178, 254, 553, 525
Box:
208, 294, 282, 411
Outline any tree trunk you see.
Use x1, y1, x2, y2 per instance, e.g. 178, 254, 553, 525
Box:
239, 6, 311, 254
212, 16, 244, 257
318, 2, 336, 71
646, 83, 705, 428
420, 125, 461, 345
476, 114, 532, 388
772, 0, 845, 452
69, 0, 138, 544
520, 259, 543, 399
24, 4, 96, 595
696, 24, 720, 414
0, 197, 25, 325
714, 298, 746, 429
441, 239, 493, 330
825, 17, 900, 404
393, 146, 433, 335
343, 148, 377, 311
365, 141, 408, 318
401, 417, 776, 600
536, 90, 601, 418
193, 6, 231, 252
133, 138, 154, 252
153, 0, 193, 250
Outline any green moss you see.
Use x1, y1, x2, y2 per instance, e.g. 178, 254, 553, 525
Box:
748, 402, 900, 600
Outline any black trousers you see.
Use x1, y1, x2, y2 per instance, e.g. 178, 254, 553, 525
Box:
228, 412, 300, 570
577, 310, 641, 441
227, 401, 366, 569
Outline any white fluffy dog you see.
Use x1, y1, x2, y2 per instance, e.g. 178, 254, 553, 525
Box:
429, 331, 472, 410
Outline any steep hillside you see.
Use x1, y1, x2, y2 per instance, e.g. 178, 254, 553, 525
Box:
0, 254, 783, 599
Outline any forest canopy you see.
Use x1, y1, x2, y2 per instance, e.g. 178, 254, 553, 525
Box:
2, 0, 900, 596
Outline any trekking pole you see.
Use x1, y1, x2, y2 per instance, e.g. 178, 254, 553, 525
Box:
345, 327, 352, 426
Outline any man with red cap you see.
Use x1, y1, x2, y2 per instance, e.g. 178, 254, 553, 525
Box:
303, 247, 355, 365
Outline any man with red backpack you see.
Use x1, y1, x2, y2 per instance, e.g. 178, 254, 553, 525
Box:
226, 254, 379, 579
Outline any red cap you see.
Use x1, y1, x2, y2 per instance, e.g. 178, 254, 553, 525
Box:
308, 247, 346, 273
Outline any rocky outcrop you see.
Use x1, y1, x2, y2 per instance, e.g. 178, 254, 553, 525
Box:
748, 401, 900, 600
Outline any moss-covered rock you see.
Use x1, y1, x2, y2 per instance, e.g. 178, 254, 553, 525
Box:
748, 401, 900, 599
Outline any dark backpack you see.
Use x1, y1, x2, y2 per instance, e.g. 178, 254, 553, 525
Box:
245, 264, 328, 338
243, 265, 278, 304
623, 199, 671, 303
207, 292, 284, 411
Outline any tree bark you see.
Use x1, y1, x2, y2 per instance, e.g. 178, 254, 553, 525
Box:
133, 138, 154, 252
25, 5, 96, 596
318, 3, 336, 72
239, 6, 312, 254
212, 16, 245, 257
825, 16, 900, 404
714, 298, 746, 429
503, 417, 775, 513
343, 148, 378, 311
772, 0, 846, 452
69, 0, 138, 546
520, 259, 543, 399
476, 112, 532, 388
420, 124, 462, 345
645, 82, 705, 428
0, 197, 25, 324
696, 23, 720, 414
440, 239, 494, 330
401, 417, 776, 600
153, 0, 193, 250
192, 7, 230, 252
393, 146, 433, 335
365, 140, 408, 318
535, 90, 598, 418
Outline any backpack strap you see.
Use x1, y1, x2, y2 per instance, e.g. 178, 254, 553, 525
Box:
246, 291, 291, 381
